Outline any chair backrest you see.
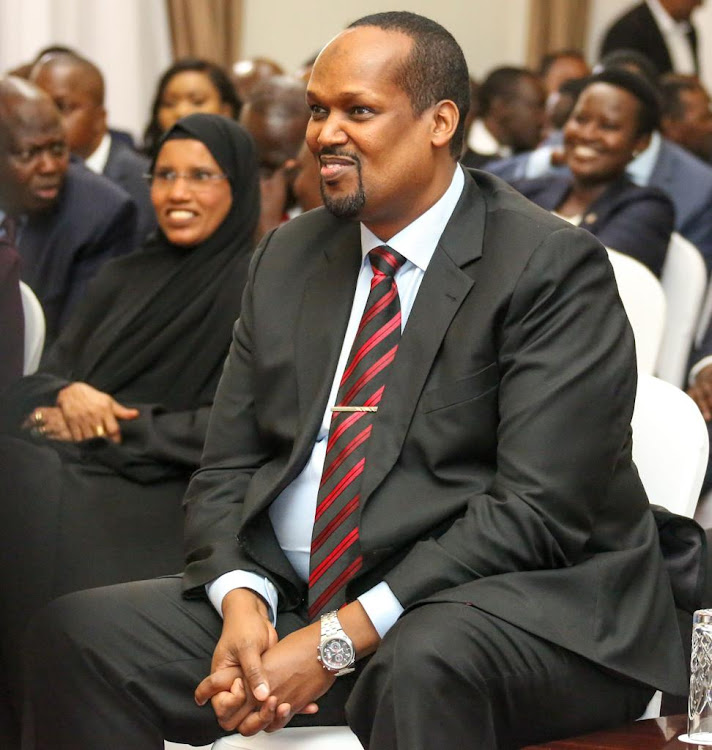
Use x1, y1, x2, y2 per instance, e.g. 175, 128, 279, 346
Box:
606, 249, 666, 375
19, 281, 45, 375
657, 233, 707, 387
631, 374, 708, 518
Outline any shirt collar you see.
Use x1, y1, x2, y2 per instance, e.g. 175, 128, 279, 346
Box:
626, 130, 662, 186
360, 165, 465, 272
84, 132, 112, 174
467, 119, 512, 159
647, 0, 691, 34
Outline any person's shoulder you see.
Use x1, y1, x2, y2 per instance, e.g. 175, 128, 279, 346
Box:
468, 169, 562, 222
650, 139, 712, 202
607, 2, 649, 30
269, 206, 357, 246
64, 161, 135, 209
465, 168, 587, 257
107, 136, 150, 173
658, 139, 712, 186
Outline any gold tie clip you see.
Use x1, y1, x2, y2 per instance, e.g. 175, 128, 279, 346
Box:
331, 406, 379, 413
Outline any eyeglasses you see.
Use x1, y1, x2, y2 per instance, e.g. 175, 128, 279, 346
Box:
9, 141, 69, 165
144, 169, 229, 190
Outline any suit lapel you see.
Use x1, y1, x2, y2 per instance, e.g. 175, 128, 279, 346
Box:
359, 174, 486, 506
293, 223, 362, 459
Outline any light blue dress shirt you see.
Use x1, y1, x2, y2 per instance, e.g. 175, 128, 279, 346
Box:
207, 166, 466, 638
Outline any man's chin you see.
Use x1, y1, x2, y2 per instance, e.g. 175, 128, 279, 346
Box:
321, 188, 366, 220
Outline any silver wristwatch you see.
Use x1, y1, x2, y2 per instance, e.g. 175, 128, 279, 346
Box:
317, 610, 356, 676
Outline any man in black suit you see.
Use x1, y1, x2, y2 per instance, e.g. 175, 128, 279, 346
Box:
30, 52, 156, 242
0, 77, 138, 347
22, 12, 686, 750
600, 0, 703, 76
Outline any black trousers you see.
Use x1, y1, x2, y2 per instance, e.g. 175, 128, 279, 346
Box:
22, 576, 654, 750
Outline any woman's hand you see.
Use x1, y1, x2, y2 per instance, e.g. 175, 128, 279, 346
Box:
56, 382, 139, 443
23, 407, 73, 441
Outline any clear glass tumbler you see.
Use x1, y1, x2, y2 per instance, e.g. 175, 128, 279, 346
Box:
689, 609, 712, 742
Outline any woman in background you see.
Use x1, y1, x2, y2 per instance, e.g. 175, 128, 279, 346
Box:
143, 58, 241, 159
514, 68, 674, 277
0, 114, 259, 734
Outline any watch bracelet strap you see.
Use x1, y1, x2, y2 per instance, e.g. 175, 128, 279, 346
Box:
321, 609, 346, 638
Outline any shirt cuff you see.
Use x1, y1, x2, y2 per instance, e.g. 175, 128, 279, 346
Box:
357, 581, 404, 639
690, 356, 712, 386
206, 571, 279, 625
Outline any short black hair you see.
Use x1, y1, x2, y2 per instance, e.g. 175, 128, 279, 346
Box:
142, 58, 242, 159
347, 11, 470, 158
596, 49, 660, 89
478, 66, 539, 116
583, 68, 661, 135
659, 73, 705, 120
539, 49, 587, 78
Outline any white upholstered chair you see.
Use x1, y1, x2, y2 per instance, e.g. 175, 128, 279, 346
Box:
633, 373, 708, 719
211, 726, 362, 749
656, 233, 707, 388
631, 373, 708, 520
19, 281, 45, 374
606, 249, 666, 375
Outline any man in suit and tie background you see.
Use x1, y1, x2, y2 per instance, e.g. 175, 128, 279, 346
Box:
0, 76, 138, 348
600, 0, 703, 76
22, 11, 686, 750
30, 51, 156, 242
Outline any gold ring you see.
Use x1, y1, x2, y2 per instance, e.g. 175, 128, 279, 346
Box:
34, 410, 44, 425
95, 425, 105, 437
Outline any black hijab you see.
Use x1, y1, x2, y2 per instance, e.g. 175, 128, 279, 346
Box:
41, 114, 260, 409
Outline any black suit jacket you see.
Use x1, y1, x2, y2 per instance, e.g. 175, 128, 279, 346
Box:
182, 168, 687, 696
514, 174, 674, 277
600, 1, 699, 75
17, 162, 138, 347
103, 135, 156, 243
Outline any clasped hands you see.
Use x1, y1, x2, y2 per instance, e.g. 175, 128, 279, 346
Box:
194, 589, 332, 736
22, 381, 139, 443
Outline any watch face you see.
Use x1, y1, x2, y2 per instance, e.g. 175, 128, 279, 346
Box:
321, 637, 354, 670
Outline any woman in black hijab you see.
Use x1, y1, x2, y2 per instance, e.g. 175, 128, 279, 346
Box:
0, 114, 259, 727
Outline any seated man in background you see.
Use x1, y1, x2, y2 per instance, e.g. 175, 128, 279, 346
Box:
23, 11, 685, 750
0, 77, 138, 347
539, 49, 590, 97
230, 56, 284, 103
660, 73, 712, 165
239, 75, 310, 236
461, 65, 546, 168
30, 51, 156, 242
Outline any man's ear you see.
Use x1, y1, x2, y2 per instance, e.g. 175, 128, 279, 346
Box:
431, 99, 459, 149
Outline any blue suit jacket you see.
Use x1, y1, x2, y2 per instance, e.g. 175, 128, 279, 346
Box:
488, 138, 712, 272
103, 135, 156, 243
18, 163, 138, 347
513, 174, 674, 277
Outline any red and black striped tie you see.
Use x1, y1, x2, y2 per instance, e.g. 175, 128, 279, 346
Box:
308, 245, 407, 620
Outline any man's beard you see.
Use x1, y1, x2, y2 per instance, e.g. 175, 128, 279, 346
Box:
319, 152, 365, 219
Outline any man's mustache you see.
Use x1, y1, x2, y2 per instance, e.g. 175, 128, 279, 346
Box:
317, 146, 361, 165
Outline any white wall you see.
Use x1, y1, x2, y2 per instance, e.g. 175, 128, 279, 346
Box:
241, 0, 531, 79
0, 0, 172, 140
586, 0, 712, 87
